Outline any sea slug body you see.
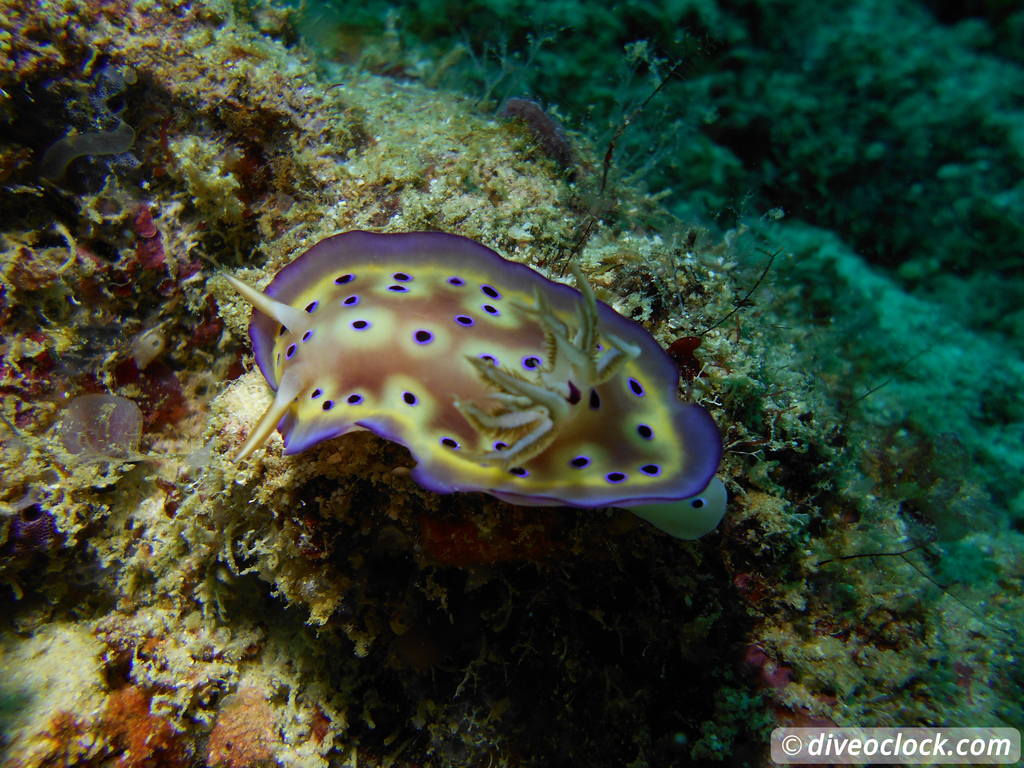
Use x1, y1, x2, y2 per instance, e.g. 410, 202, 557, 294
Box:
227, 231, 724, 535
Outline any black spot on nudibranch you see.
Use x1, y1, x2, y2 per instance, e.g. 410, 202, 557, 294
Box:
388, 285, 409, 293
403, 391, 418, 405
305, 300, 319, 313
343, 295, 360, 306
393, 272, 412, 282
278, 326, 287, 337
351, 320, 370, 330
322, 400, 335, 411
285, 343, 297, 360
640, 464, 661, 476
481, 284, 501, 299
570, 456, 590, 468
302, 330, 313, 342
414, 329, 434, 344
606, 472, 627, 484
440, 437, 459, 449
691, 498, 706, 509
479, 354, 498, 365
628, 377, 645, 396
566, 381, 581, 404
589, 390, 601, 409
455, 315, 474, 327
347, 394, 363, 405
310, 388, 323, 399
493, 441, 508, 451
522, 356, 541, 370
509, 467, 528, 477
637, 424, 654, 440
448, 276, 465, 286
335, 273, 355, 285
482, 304, 500, 315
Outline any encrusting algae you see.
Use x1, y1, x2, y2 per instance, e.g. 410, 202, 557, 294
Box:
0, 1, 1020, 767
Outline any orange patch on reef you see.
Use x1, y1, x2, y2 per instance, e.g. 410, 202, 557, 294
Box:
419, 507, 564, 567
103, 686, 188, 768
22, 711, 95, 767
206, 686, 278, 768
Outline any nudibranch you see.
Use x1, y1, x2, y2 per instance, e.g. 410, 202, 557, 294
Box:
226, 231, 726, 538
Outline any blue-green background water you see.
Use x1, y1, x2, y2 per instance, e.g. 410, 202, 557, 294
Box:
293, 0, 1023, 527
299, 0, 1024, 290
291, 0, 1024, 735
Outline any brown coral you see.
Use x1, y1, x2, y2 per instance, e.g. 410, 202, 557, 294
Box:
206, 687, 278, 768
17, 711, 96, 768
103, 686, 188, 768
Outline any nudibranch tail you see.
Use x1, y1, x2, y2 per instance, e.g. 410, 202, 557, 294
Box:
626, 476, 728, 540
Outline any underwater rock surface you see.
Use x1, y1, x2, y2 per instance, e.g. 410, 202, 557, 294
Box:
0, 1, 1020, 767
